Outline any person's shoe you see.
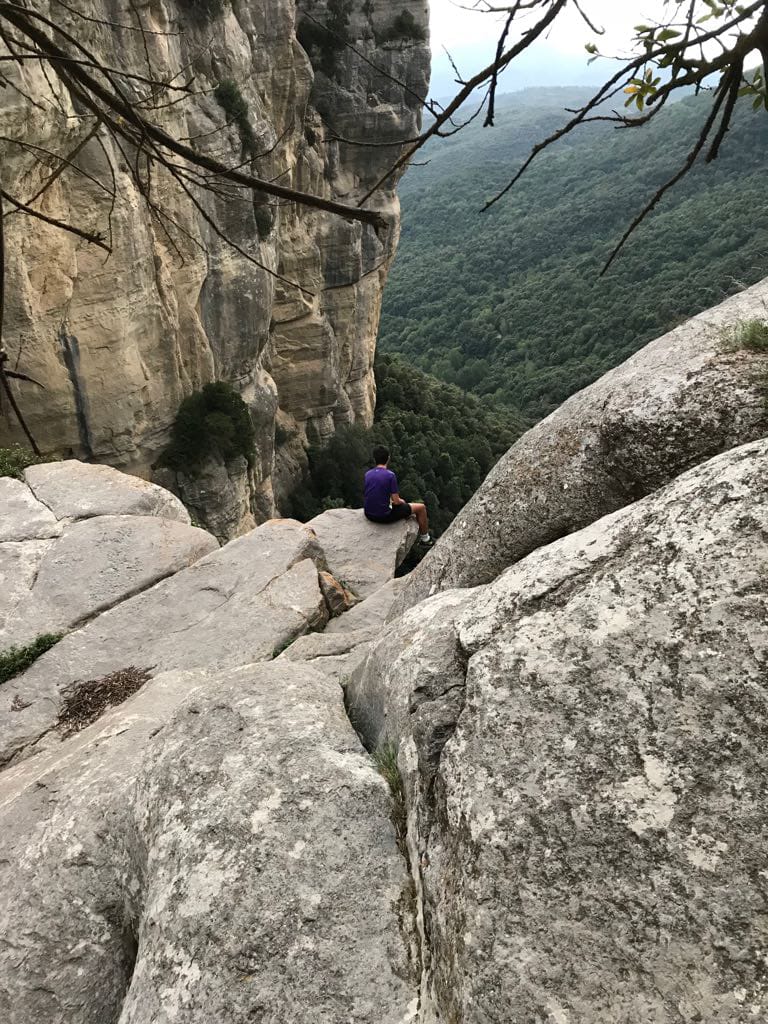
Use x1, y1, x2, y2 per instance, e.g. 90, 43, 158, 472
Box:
418, 533, 432, 544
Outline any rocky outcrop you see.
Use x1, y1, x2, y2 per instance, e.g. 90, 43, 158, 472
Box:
5, 286, 768, 1021
0, 514, 328, 767
0, 0, 430, 537
0, 663, 417, 1024
309, 506, 418, 598
0, 465, 422, 1022
350, 439, 768, 1023
396, 277, 768, 612
0, 461, 217, 648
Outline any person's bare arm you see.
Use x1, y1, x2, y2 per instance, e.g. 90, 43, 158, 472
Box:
391, 492, 406, 505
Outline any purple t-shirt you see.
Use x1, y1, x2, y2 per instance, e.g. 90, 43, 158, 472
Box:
364, 466, 398, 517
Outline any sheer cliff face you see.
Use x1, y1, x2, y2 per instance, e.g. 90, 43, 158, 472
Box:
0, 0, 429, 533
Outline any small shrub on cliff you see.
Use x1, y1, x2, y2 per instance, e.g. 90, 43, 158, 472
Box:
0, 633, 63, 686
296, 0, 352, 78
159, 382, 255, 476
214, 79, 256, 155
0, 445, 49, 480
178, 0, 225, 24
722, 318, 768, 352
377, 10, 426, 44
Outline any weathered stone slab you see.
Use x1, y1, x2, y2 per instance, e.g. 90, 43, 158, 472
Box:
397, 277, 768, 612
0, 515, 219, 647
0, 520, 327, 767
325, 577, 404, 635
308, 507, 417, 599
0, 663, 417, 1024
0, 476, 62, 542
358, 440, 768, 1023
278, 628, 377, 681
0, 540, 55, 633
24, 460, 191, 523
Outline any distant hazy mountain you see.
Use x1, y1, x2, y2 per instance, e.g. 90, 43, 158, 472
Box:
428, 45, 611, 103
381, 88, 768, 419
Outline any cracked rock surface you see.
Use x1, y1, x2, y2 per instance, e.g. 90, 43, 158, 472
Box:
0, 515, 327, 768
0, 460, 217, 646
0, 664, 416, 1024
0, 469, 422, 1022
355, 439, 768, 1023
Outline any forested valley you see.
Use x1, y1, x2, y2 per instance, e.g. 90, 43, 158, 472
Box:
380, 87, 768, 420
294, 86, 768, 535
285, 355, 527, 536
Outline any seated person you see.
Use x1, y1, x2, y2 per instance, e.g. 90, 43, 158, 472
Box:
363, 445, 431, 544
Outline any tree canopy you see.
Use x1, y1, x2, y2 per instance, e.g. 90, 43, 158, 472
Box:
2, 0, 768, 449
380, 86, 768, 419
284, 354, 527, 537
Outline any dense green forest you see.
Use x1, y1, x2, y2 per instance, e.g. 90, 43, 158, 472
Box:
284, 355, 526, 536
380, 87, 768, 419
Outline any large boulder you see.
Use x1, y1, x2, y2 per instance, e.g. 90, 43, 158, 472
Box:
0, 461, 218, 646
0, 515, 218, 647
396, 278, 768, 612
24, 460, 191, 523
308, 507, 417, 599
351, 439, 768, 1023
0, 662, 417, 1024
0, 519, 328, 767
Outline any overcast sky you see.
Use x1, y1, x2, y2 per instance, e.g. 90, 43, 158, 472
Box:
428, 0, 672, 98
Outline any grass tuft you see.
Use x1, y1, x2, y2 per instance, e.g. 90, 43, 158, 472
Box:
0, 633, 63, 685
721, 318, 768, 352
374, 741, 407, 853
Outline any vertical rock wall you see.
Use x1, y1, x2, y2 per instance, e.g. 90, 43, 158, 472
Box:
0, 0, 430, 537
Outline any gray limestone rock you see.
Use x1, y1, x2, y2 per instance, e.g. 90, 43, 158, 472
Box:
282, 578, 410, 680
0, 515, 219, 647
278, 627, 378, 681
154, 455, 257, 544
25, 461, 191, 523
308, 507, 417, 599
0, 539, 55, 634
0, 663, 417, 1024
396, 278, 768, 613
0, 476, 61, 542
325, 577, 405, 635
0, 519, 328, 767
356, 439, 768, 1023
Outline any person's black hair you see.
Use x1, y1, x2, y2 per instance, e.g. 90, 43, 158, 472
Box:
372, 445, 389, 465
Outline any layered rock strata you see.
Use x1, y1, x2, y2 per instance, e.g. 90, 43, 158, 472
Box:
0, 0, 430, 536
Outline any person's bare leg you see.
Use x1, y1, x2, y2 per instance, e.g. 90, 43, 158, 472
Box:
411, 502, 429, 535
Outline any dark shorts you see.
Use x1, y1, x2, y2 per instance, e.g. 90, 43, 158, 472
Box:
365, 502, 412, 525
